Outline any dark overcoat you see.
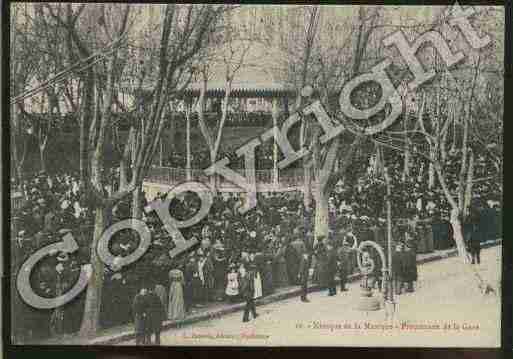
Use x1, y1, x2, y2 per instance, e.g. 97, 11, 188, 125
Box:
402, 249, 418, 282
298, 255, 310, 283
392, 250, 404, 281
325, 249, 338, 287
337, 246, 353, 276
132, 293, 148, 334
239, 272, 255, 300
146, 291, 165, 331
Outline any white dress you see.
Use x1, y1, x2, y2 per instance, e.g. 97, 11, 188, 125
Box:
253, 272, 263, 299
225, 272, 239, 296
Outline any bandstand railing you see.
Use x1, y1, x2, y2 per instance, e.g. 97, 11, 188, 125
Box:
144, 165, 305, 191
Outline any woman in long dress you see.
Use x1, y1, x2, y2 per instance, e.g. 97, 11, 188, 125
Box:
249, 257, 263, 300
168, 268, 185, 320
253, 270, 263, 299
272, 242, 289, 288
313, 240, 328, 287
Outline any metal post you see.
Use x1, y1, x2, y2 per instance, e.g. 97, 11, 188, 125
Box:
186, 101, 192, 181
159, 139, 163, 167
384, 166, 396, 317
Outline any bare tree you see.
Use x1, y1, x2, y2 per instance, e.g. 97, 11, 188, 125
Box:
196, 11, 253, 190
10, 3, 40, 185
43, 3, 137, 335
307, 6, 380, 240
123, 4, 229, 218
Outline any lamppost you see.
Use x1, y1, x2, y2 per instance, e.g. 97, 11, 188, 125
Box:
383, 166, 396, 319
352, 158, 396, 317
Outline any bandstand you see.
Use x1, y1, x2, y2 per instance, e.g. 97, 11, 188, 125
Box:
142, 44, 308, 200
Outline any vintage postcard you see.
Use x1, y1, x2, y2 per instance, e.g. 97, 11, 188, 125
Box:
8, 3, 503, 348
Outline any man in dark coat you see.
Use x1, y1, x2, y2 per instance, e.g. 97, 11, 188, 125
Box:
325, 243, 338, 296
183, 256, 196, 312
298, 253, 311, 302
146, 285, 166, 345
337, 239, 353, 292
313, 237, 328, 287
402, 241, 418, 292
240, 264, 259, 322
211, 242, 228, 301
285, 235, 306, 284
392, 243, 404, 295
285, 237, 301, 285
132, 287, 149, 345
467, 210, 482, 265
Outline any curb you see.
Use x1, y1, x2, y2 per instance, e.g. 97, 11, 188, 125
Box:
57, 239, 503, 345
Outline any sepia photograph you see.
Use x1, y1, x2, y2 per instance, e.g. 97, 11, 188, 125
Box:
7, 3, 504, 349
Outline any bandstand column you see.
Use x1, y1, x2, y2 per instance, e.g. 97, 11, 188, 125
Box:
159, 139, 163, 167
271, 97, 279, 186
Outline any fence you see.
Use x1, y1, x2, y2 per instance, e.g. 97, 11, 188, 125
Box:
144, 165, 306, 192
11, 192, 25, 211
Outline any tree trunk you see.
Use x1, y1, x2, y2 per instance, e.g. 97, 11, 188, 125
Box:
403, 147, 410, 180
449, 207, 469, 263
209, 150, 218, 193
11, 103, 25, 185
131, 184, 142, 219
303, 165, 313, 208
39, 145, 47, 173
16, 164, 24, 187
463, 151, 474, 217
79, 206, 106, 336
428, 157, 435, 189
314, 188, 330, 241
79, 74, 94, 183
441, 127, 448, 161
433, 161, 468, 262
119, 157, 128, 191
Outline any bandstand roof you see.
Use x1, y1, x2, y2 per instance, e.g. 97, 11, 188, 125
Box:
119, 41, 294, 100
185, 41, 293, 98
184, 65, 291, 98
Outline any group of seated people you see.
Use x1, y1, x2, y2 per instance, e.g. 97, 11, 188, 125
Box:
169, 110, 276, 128
162, 141, 286, 170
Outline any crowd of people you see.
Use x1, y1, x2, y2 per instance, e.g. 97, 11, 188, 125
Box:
10, 156, 501, 343
162, 140, 296, 170
170, 111, 275, 128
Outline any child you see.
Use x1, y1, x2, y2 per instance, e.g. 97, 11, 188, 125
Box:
225, 264, 240, 302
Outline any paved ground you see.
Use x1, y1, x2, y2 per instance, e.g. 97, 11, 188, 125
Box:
120, 246, 501, 347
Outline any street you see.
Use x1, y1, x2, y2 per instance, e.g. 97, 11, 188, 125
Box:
120, 246, 501, 347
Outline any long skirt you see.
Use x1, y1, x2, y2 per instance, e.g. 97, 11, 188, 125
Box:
192, 278, 204, 304
253, 272, 263, 299
262, 263, 274, 295
317, 261, 329, 289
168, 281, 185, 320
273, 260, 289, 288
